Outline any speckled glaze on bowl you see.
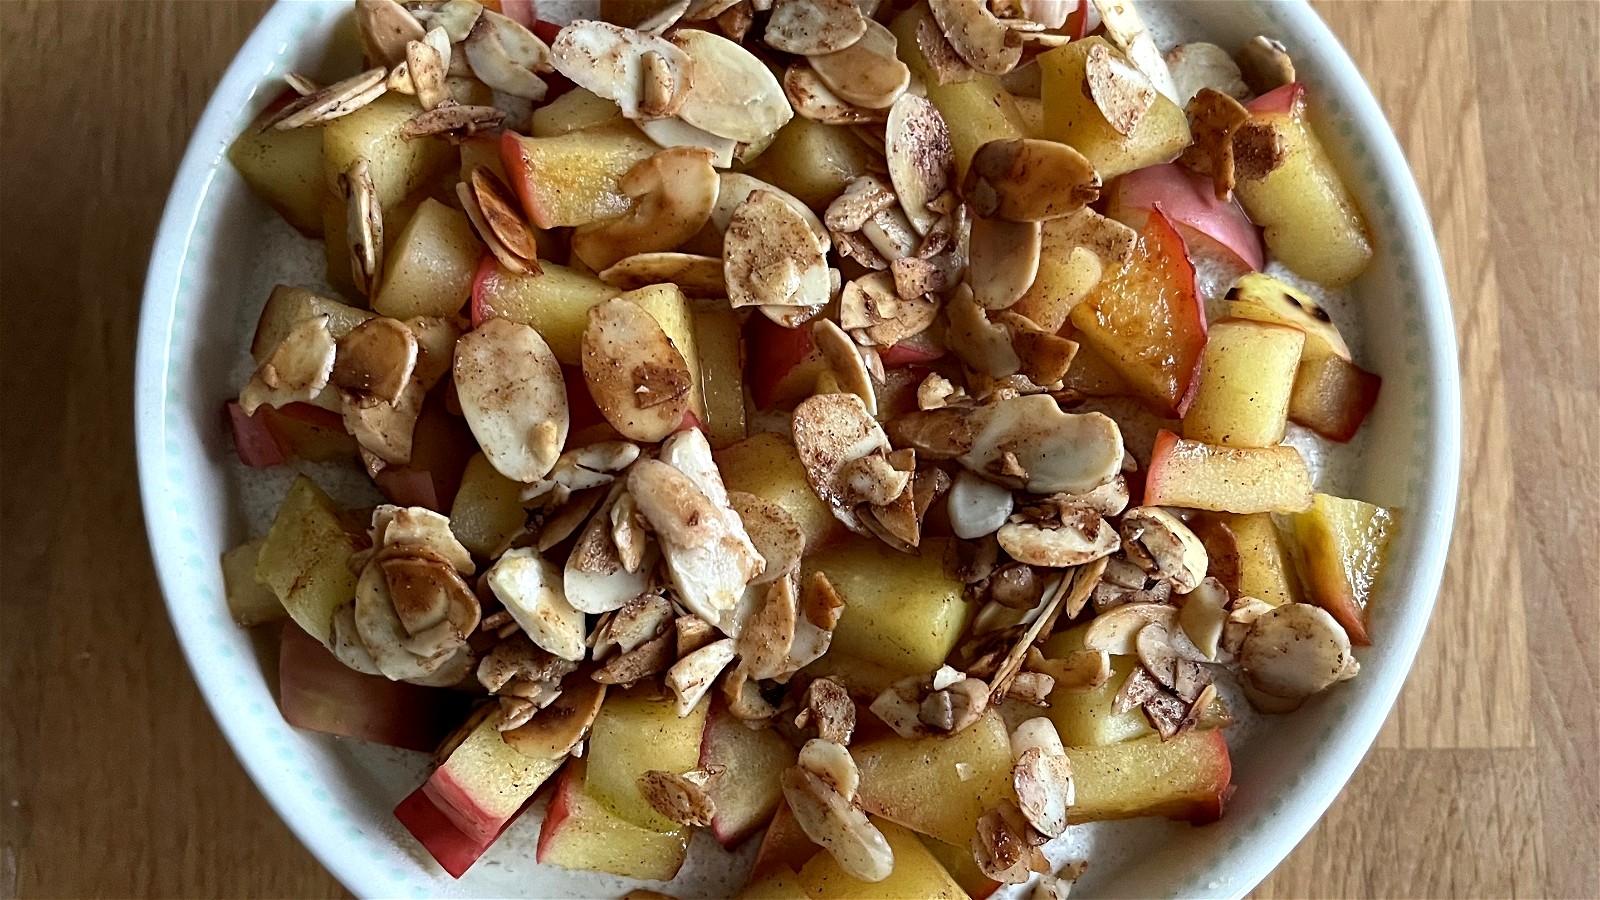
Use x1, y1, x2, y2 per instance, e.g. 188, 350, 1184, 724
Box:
136, 2, 1460, 896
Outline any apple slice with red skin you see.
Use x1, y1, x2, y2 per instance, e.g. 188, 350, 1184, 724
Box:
1068, 208, 1208, 417
745, 313, 827, 410
878, 332, 947, 368
225, 401, 287, 467
1247, 82, 1303, 116
394, 784, 525, 879
1064, 0, 1091, 40
277, 623, 471, 752
699, 700, 797, 849
746, 796, 821, 884
262, 402, 358, 462
536, 759, 690, 881
1287, 493, 1394, 646
373, 390, 476, 513
1143, 429, 1313, 514
1106, 163, 1265, 271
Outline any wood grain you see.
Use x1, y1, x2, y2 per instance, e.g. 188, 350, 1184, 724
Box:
0, 2, 1594, 898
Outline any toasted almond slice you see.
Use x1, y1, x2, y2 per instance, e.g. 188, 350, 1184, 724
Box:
330, 603, 384, 675
1165, 42, 1250, 105
947, 470, 1014, 540
766, 0, 866, 54
457, 181, 534, 277
1237, 35, 1296, 95
486, 548, 587, 662
964, 138, 1100, 222
467, 8, 553, 100
666, 637, 737, 715
813, 319, 878, 415
791, 393, 894, 534
593, 629, 676, 685
573, 147, 720, 271
581, 296, 694, 441
730, 491, 805, 584
593, 593, 676, 659
357, 0, 425, 67
714, 173, 832, 251
957, 395, 1124, 494
1081, 602, 1177, 655
1033, 648, 1111, 693
405, 32, 451, 111
915, 11, 974, 86
838, 269, 900, 330
401, 103, 506, 140
566, 497, 657, 613
267, 68, 388, 131
599, 252, 726, 297
1084, 42, 1155, 136
1239, 603, 1354, 699
342, 159, 384, 297
502, 677, 606, 758
670, 28, 793, 143
411, 0, 482, 42
860, 205, 920, 264
638, 116, 737, 168
1119, 506, 1208, 593
1013, 746, 1073, 837
825, 175, 898, 234
783, 64, 888, 125
454, 318, 568, 482
372, 505, 475, 573
469, 166, 540, 263
725, 190, 831, 310
929, 0, 1022, 76
283, 72, 320, 96
1178, 576, 1229, 660
738, 576, 799, 680
550, 20, 691, 120
998, 513, 1118, 568
331, 317, 418, 404
1092, 0, 1178, 102
675, 613, 720, 661
884, 94, 953, 236
968, 216, 1041, 310
239, 314, 337, 414
629, 453, 764, 627
947, 287, 1022, 377
809, 19, 911, 111
973, 800, 1035, 883
782, 765, 894, 882
639, 769, 718, 825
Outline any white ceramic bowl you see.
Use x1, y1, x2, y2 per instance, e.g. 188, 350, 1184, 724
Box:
136, 2, 1460, 897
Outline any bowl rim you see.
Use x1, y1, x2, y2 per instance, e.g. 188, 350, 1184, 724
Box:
135, 1, 1461, 897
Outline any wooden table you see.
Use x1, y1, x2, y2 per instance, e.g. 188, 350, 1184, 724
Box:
1, 2, 1594, 897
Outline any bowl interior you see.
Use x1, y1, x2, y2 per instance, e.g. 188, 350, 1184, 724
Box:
136, 2, 1460, 897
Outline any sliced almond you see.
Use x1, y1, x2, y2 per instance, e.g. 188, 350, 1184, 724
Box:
464, 10, 550, 100
884, 94, 953, 236
239, 315, 337, 414
714, 173, 832, 251
469, 166, 540, 264
1012, 745, 1073, 837
404, 29, 452, 111
929, 0, 1022, 76
594, 629, 677, 685
947, 469, 1015, 540
946, 395, 1124, 494
580, 296, 694, 441
1178, 576, 1229, 660
458, 180, 535, 277
915, 11, 975, 85
813, 319, 878, 415
730, 491, 805, 584
330, 603, 384, 675
781, 765, 894, 883
765, 0, 866, 55
1237, 35, 1296, 96
725, 190, 831, 310
503, 678, 606, 758
342, 159, 384, 298
964, 138, 1100, 222
973, 800, 1035, 883
628, 453, 763, 628
790, 393, 893, 534
266, 68, 387, 131
666, 637, 737, 715
411, 0, 482, 42
782, 63, 887, 125
1179, 87, 1251, 200
808, 19, 911, 111
671, 28, 793, 143
454, 318, 568, 482
566, 486, 657, 614
998, 513, 1118, 568
1084, 42, 1155, 136
724, 663, 781, 720
1082, 602, 1178, 655
332, 317, 419, 406
602, 0, 692, 34
1092, 0, 1178, 102
592, 593, 676, 659
1119, 506, 1208, 593
639, 769, 719, 826
356, 0, 424, 67
948, 287, 1022, 377
637, 116, 737, 168
969, 216, 1041, 310
485, 548, 587, 662
598, 252, 727, 297
1033, 648, 1111, 693
797, 678, 857, 745
738, 576, 799, 680
400, 103, 506, 140
1239, 603, 1354, 699
1165, 42, 1250, 105
860, 205, 920, 264
550, 20, 691, 120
